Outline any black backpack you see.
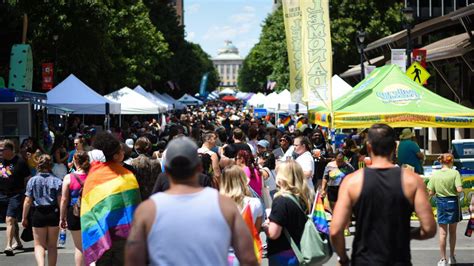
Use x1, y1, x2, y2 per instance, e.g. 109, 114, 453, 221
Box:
198, 151, 214, 177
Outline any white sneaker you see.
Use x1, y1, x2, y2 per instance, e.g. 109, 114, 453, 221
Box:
448, 256, 456, 265
438, 258, 447, 266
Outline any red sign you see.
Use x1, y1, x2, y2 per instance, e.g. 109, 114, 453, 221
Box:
413, 49, 427, 68
42, 63, 54, 91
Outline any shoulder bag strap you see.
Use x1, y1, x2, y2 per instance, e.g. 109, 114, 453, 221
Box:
71, 173, 84, 189
283, 228, 305, 263
281, 193, 306, 215
280, 193, 307, 262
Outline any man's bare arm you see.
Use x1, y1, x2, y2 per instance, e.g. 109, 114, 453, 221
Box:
330, 173, 355, 263
125, 200, 155, 266
410, 173, 436, 240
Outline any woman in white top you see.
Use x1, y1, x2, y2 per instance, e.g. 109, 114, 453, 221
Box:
258, 151, 277, 198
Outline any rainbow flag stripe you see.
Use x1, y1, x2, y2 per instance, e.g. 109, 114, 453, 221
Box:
282, 116, 292, 127
80, 162, 141, 265
312, 191, 329, 235
242, 204, 263, 263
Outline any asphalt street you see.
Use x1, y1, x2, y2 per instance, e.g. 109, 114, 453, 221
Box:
0, 221, 472, 265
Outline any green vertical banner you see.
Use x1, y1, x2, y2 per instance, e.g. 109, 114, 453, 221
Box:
300, 0, 333, 112
282, 0, 303, 103
8, 44, 33, 91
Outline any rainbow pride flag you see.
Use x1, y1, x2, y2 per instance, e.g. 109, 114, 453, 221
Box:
242, 204, 262, 263
281, 116, 292, 127
80, 162, 141, 265
311, 191, 329, 235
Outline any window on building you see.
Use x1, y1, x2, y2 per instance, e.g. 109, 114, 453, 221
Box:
444, 0, 455, 14
432, 0, 442, 16
1, 110, 18, 136
420, 0, 430, 18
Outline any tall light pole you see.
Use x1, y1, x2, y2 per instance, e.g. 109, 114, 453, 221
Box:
53, 34, 58, 85
356, 30, 366, 80
402, 7, 415, 68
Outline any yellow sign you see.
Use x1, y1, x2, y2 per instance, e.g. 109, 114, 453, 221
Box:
406, 62, 430, 85
282, 0, 303, 103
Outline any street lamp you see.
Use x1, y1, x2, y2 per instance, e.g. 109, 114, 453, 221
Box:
356, 30, 366, 80
402, 7, 415, 68
53, 35, 58, 84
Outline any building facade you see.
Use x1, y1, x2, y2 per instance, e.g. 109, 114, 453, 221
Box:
340, 4, 473, 153
212, 41, 243, 88
169, 0, 184, 25
406, 0, 473, 20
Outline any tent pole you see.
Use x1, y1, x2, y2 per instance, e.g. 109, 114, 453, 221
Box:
119, 114, 122, 128
424, 127, 427, 156
448, 128, 451, 152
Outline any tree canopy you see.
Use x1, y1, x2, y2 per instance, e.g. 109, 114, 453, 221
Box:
239, 1, 405, 93
0, 0, 218, 95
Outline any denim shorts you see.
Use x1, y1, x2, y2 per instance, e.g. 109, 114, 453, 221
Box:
436, 196, 461, 224
0, 193, 23, 219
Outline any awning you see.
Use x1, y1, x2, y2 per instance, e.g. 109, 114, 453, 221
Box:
339, 56, 385, 78
365, 5, 473, 53
422, 31, 473, 62
340, 32, 473, 78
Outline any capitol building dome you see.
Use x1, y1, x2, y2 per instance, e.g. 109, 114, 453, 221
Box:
212, 40, 243, 88
218, 40, 239, 55
214, 40, 242, 60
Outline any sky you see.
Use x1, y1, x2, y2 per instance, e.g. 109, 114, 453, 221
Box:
184, 0, 275, 58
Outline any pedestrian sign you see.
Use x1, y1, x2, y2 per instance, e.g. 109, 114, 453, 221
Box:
406, 62, 430, 85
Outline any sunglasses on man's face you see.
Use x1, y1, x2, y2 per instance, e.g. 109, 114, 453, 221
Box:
280, 139, 287, 142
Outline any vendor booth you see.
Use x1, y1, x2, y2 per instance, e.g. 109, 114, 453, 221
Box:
154, 92, 186, 110
133, 85, 170, 111
105, 87, 162, 114
310, 65, 474, 128
47, 74, 120, 115
177, 93, 203, 106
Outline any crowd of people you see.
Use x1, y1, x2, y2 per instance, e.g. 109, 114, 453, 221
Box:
0, 101, 473, 266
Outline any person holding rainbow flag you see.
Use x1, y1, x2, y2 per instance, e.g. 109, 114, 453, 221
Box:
80, 132, 141, 266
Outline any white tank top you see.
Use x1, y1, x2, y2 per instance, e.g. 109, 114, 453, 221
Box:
147, 187, 231, 266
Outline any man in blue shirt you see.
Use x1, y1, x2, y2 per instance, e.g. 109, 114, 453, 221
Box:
397, 128, 424, 174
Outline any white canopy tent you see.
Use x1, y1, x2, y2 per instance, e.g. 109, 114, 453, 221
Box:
178, 93, 203, 106
247, 93, 266, 107
133, 86, 170, 111
263, 92, 279, 110
105, 87, 161, 114
207, 91, 219, 100
306, 75, 353, 110
219, 88, 236, 95
257, 75, 353, 113
47, 74, 120, 115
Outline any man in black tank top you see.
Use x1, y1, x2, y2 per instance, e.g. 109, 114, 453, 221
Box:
330, 124, 436, 265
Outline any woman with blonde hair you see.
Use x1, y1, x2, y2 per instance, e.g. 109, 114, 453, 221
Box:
263, 160, 312, 266
220, 165, 263, 231
220, 165, 263, 265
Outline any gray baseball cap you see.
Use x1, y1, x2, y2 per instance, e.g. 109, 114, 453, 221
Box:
257, 139, 270, 148
164, 137, 200, 170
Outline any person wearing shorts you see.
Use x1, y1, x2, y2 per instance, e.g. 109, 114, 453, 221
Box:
60, 151, 89, 266
427, 153, 463, 266
0, 139, 31, 256
321, 152, 354, 211
22, 154, 62, 266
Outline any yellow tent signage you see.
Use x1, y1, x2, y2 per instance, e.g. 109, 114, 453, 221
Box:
406, 62, 430, 85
